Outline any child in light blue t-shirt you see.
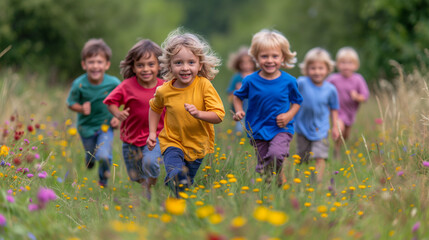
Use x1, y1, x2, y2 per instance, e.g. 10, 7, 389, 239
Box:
294, 47, 339, 183
67, 39, 121, 187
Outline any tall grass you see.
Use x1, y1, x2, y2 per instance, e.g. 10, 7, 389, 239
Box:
1, 63, 429, 239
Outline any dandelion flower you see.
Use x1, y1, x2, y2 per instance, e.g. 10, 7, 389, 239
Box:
317, 205, 328, 213
101, 124, 110, 133
165, 198, 186, 216
196, 205, 215, 219
209, 214, 223, 224
231, 217, 247, 228
253, 206, 269, 222
267, 210, 289, 226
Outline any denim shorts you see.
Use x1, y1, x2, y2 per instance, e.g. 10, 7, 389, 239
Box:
163, 147, 203, 185
122, 140, 161, 182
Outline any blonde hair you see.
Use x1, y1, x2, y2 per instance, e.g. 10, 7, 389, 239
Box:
227, 46, 257, 72
159, 28, 221, 81
336, 47, 360, 68
249, 29, 296, 69
299, 47, 335, 76
81, 38, 112, 61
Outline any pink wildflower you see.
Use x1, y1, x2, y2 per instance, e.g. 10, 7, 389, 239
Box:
0, 214, 6, 226
27, 174, 34, 178
423, 161, 429, 167
412, 221, 420, 232
38, 171, 47, 179
28, 204, 39, 212
6, 195, 14, 203
375, 118, 383, 124
37, 187, 57, 209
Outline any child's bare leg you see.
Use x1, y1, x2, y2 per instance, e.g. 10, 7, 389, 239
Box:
315, 158, 325, 182
334, 120, 346, 159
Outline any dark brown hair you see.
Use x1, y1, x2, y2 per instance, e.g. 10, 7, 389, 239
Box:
81, 38, 112, 61
120, 39, 162, 79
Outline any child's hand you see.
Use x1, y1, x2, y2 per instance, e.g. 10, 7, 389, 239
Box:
276, 112, 292, 128
350, 90, 359, 101
115, 108, 130, 121
110, 117, 120, 129
184, 103, 200, 118
331, 127, 340, 141
146, 133, 157, 151
82, 101, 91, 115
233, 111, 245, 121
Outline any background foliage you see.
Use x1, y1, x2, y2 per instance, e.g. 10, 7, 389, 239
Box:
1, 0, 429, 87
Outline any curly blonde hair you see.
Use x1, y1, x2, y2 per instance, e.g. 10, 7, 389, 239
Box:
299, 47, 335, 76
159, 28, 221, 81
249, 29, 296, 69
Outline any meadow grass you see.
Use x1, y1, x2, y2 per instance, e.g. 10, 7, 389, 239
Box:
1, 65, 429, 240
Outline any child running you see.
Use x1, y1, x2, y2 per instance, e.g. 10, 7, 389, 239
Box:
226, 46, 257, 133
104, 39, 165, 199
233, 29, 303, 185
147, 28, 225, 196
66, 39, 121, 187
294, 47, 339, 183
327, 47, 369, 159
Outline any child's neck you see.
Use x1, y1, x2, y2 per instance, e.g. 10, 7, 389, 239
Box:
88, 77, 103, 85
137, 77, 158, 89
259, 70, 281, 80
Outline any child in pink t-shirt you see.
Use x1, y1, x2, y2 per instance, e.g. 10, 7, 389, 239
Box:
327, 47, 369, 158
104, 39, 165, 199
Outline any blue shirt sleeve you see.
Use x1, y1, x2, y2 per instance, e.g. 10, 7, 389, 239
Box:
329, 85, 340, 110
233, 75, 249, 100
227, 73, 243, 94
289, 79, 303, 105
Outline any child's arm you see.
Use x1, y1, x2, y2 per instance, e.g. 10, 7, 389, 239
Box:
276, 103, 300, 128
184, 104, 222, 124
107, 105, 130, 122
69, 102, 91, 115
147, 108, 161, 151
330, 109, 340, 140
350, 90, 366, 103
232, 96, 245, 121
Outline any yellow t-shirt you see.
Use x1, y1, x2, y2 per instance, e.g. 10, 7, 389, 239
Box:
149, 76, 225, 161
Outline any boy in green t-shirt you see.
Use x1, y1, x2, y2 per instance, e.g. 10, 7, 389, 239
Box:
66, 39, 121, 187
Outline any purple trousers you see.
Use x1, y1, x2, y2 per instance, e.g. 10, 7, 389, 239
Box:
251, 132, 293, 174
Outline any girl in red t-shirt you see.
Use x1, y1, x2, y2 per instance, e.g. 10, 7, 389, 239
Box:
104, 39, 165, 200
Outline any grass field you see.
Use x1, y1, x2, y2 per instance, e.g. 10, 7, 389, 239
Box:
1, 66, 429, 240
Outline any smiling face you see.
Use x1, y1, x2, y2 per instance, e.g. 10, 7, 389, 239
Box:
81, 54, 111, 84
170, 46, 202, 88
256, 47, 284, 80
307, 60, 329, 86
336, 57, 359, 78
132, 53, 160, 88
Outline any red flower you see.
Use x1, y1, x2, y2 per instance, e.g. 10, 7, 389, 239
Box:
27, 125, 34, 132
13, 158, 22, 166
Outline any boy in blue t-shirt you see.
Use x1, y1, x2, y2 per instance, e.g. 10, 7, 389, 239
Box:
294, 47, 339, 183
66, 39, 121, 187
